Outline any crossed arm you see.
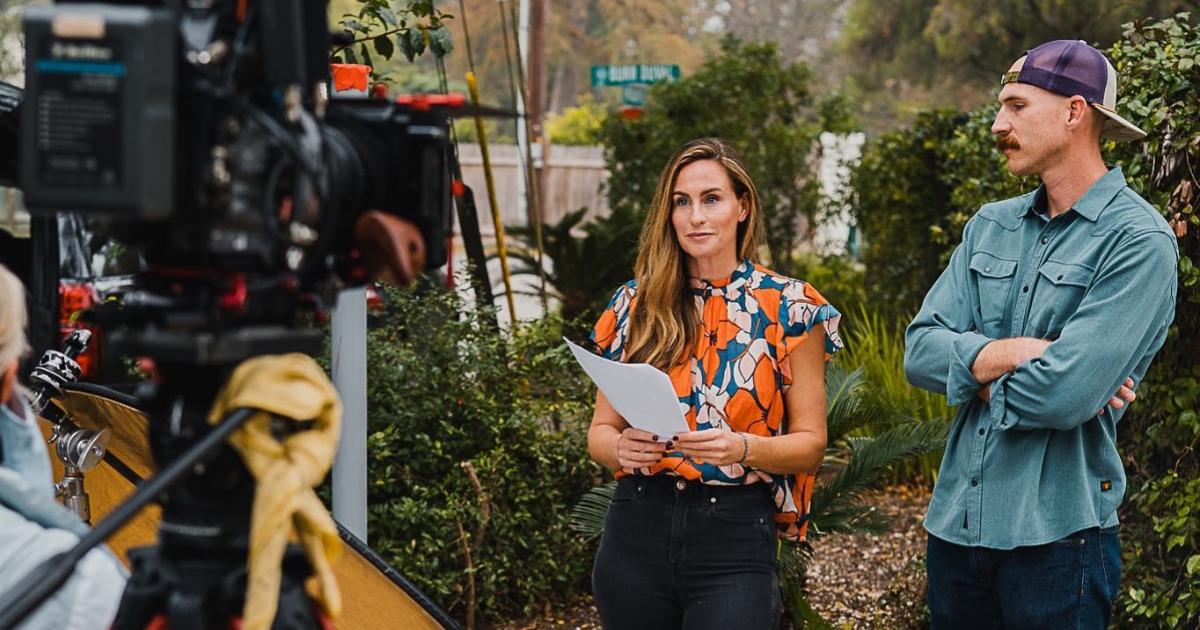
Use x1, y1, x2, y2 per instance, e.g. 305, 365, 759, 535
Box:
904, 229, 1176, 431
971, 337, 1135, 413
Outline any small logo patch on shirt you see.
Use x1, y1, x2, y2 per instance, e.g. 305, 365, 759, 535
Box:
1100, 480, 1112, 492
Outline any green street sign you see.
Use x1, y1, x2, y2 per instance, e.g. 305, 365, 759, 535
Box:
622, 84, 647, 106
591, 64, 681, 87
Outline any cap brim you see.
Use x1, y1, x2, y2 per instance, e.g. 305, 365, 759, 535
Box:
1092, 103, 1147, 141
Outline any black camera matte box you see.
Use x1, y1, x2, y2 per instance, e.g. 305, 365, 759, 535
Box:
21, 4, 176, 218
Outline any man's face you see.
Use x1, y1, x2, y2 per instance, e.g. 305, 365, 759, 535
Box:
991, 61, 1073, 177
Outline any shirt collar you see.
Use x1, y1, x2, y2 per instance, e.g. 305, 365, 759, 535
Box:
689, 258, 754, 295
1019, 167, 1127, 222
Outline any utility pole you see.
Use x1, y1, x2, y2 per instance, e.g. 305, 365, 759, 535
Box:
528, 0, 547, 215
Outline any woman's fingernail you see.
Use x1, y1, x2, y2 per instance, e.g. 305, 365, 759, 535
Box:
671, 435, 679, 441
666, 442, 674, 450
652, 435, 659, 441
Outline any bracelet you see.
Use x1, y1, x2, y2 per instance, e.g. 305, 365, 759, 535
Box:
737, 433, 750, 465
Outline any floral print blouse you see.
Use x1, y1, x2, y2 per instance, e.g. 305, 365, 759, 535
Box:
590, 258, 843, 540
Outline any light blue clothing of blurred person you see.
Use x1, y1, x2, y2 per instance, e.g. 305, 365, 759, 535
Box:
904, 40, 1178, 629
0, 263, 127, 629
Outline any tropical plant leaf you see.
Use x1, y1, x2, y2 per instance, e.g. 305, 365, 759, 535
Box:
810, 420, 948, 524
569, 480, 616, 539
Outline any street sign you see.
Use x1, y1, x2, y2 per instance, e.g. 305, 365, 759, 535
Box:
622, 84, 647, 106
591, 64, 680, 87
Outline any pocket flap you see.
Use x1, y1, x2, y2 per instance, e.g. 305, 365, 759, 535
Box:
969, 252, 1018, 278
1039, 260, 1093, 288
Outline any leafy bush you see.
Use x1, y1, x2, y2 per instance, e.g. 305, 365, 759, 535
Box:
1105, 13, 1200, 628
361, 283, 599, 624
545, 96, 607, 146
848, 109, 1028, 314
600, 38, 854, 278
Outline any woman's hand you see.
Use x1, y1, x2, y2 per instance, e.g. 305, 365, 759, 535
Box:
672, 429, 746, 466
615, 428, 667, 470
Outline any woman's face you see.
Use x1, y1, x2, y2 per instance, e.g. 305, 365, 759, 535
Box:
670, 159, 747, 269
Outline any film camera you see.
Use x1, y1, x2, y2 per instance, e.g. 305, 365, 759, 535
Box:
0, 1, 478, 628
20, 0, 454, 354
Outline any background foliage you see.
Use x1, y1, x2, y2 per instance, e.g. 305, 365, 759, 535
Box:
600, 38, 854, 279
356, 283, 598, 625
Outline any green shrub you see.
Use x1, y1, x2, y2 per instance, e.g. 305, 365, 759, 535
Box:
362, 283, 598, 623
546, 95, 607, 146
849, 109, 1029, 314
1106, 13, 1200, 628
600, 38, 853, 278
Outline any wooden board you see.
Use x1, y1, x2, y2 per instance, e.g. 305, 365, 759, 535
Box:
38, 389, 446, 630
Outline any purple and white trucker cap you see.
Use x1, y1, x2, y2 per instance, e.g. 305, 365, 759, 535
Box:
1001, 39, 1146, 142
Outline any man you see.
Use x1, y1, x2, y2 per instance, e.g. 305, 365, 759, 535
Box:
0, 263, 127, 629
905, 40, 1178, 629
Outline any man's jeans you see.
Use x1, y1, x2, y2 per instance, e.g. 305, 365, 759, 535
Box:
927, 527, 1121, 629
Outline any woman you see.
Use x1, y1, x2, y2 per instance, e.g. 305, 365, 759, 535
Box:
587, 138, 842, 629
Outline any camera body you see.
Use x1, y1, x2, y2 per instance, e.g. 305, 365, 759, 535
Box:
19, 0, 451, 327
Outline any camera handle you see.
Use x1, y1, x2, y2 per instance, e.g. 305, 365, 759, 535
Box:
0, 407, 256, 629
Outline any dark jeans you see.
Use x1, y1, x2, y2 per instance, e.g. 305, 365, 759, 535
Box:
926, 527, 1121, 630
592, 475, 781, 630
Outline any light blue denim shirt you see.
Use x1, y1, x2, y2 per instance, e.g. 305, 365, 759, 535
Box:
905, 167, 1179, 549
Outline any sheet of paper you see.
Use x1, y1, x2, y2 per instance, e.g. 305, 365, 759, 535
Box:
565, 338, 689, 442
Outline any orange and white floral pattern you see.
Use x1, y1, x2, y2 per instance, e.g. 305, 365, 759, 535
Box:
591, 258, 843, 541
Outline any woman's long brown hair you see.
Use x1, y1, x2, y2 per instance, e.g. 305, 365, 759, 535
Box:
624, 138, 764, 371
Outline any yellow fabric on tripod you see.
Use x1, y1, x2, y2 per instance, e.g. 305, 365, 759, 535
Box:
207, 353, 344, 630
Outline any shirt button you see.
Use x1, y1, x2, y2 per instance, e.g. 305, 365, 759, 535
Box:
1041, 236, 1050, 244
978, 428, 985, 436
984, 266, 992, 273
971, 478, 979, 487
1022, 286, 1029, 293
675, 479, 686, 491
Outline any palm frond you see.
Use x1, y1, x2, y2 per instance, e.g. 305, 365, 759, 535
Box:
810, 420, 948, 523
569, 480, 616, 539
824, 364, 905, 442
807, 502, 894, 539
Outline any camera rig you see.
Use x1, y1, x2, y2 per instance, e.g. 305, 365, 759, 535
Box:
0, 1, 504, 628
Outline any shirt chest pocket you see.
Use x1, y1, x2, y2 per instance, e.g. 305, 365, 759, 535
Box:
969, 252, 1018, 326
1032, 259, 1094, 329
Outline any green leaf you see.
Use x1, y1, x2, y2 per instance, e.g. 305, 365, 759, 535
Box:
429, 25, 454, 58
408, 27, 427, 58
373, 32, 394, 59
360, 43, 373, 71
398, 30, 416, 62
1187, 555, 1200, 575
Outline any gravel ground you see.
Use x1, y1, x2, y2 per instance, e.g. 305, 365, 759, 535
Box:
497, 485, 932, 630
803, 484, 932, 629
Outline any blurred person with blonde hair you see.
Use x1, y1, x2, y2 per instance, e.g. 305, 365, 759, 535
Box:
0, 263, 127, 629
586, 138, 843, 629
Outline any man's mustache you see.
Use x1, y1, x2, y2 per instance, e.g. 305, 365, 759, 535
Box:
995, 133, 1020, 151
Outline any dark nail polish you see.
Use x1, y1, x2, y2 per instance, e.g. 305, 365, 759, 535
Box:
652, 435, 659, 441
666, 442, 674, 450
671, 435, 679, 441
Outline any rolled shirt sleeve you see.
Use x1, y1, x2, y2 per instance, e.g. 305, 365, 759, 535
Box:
905, 220, 991, 406
988, 230, 1178, 431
